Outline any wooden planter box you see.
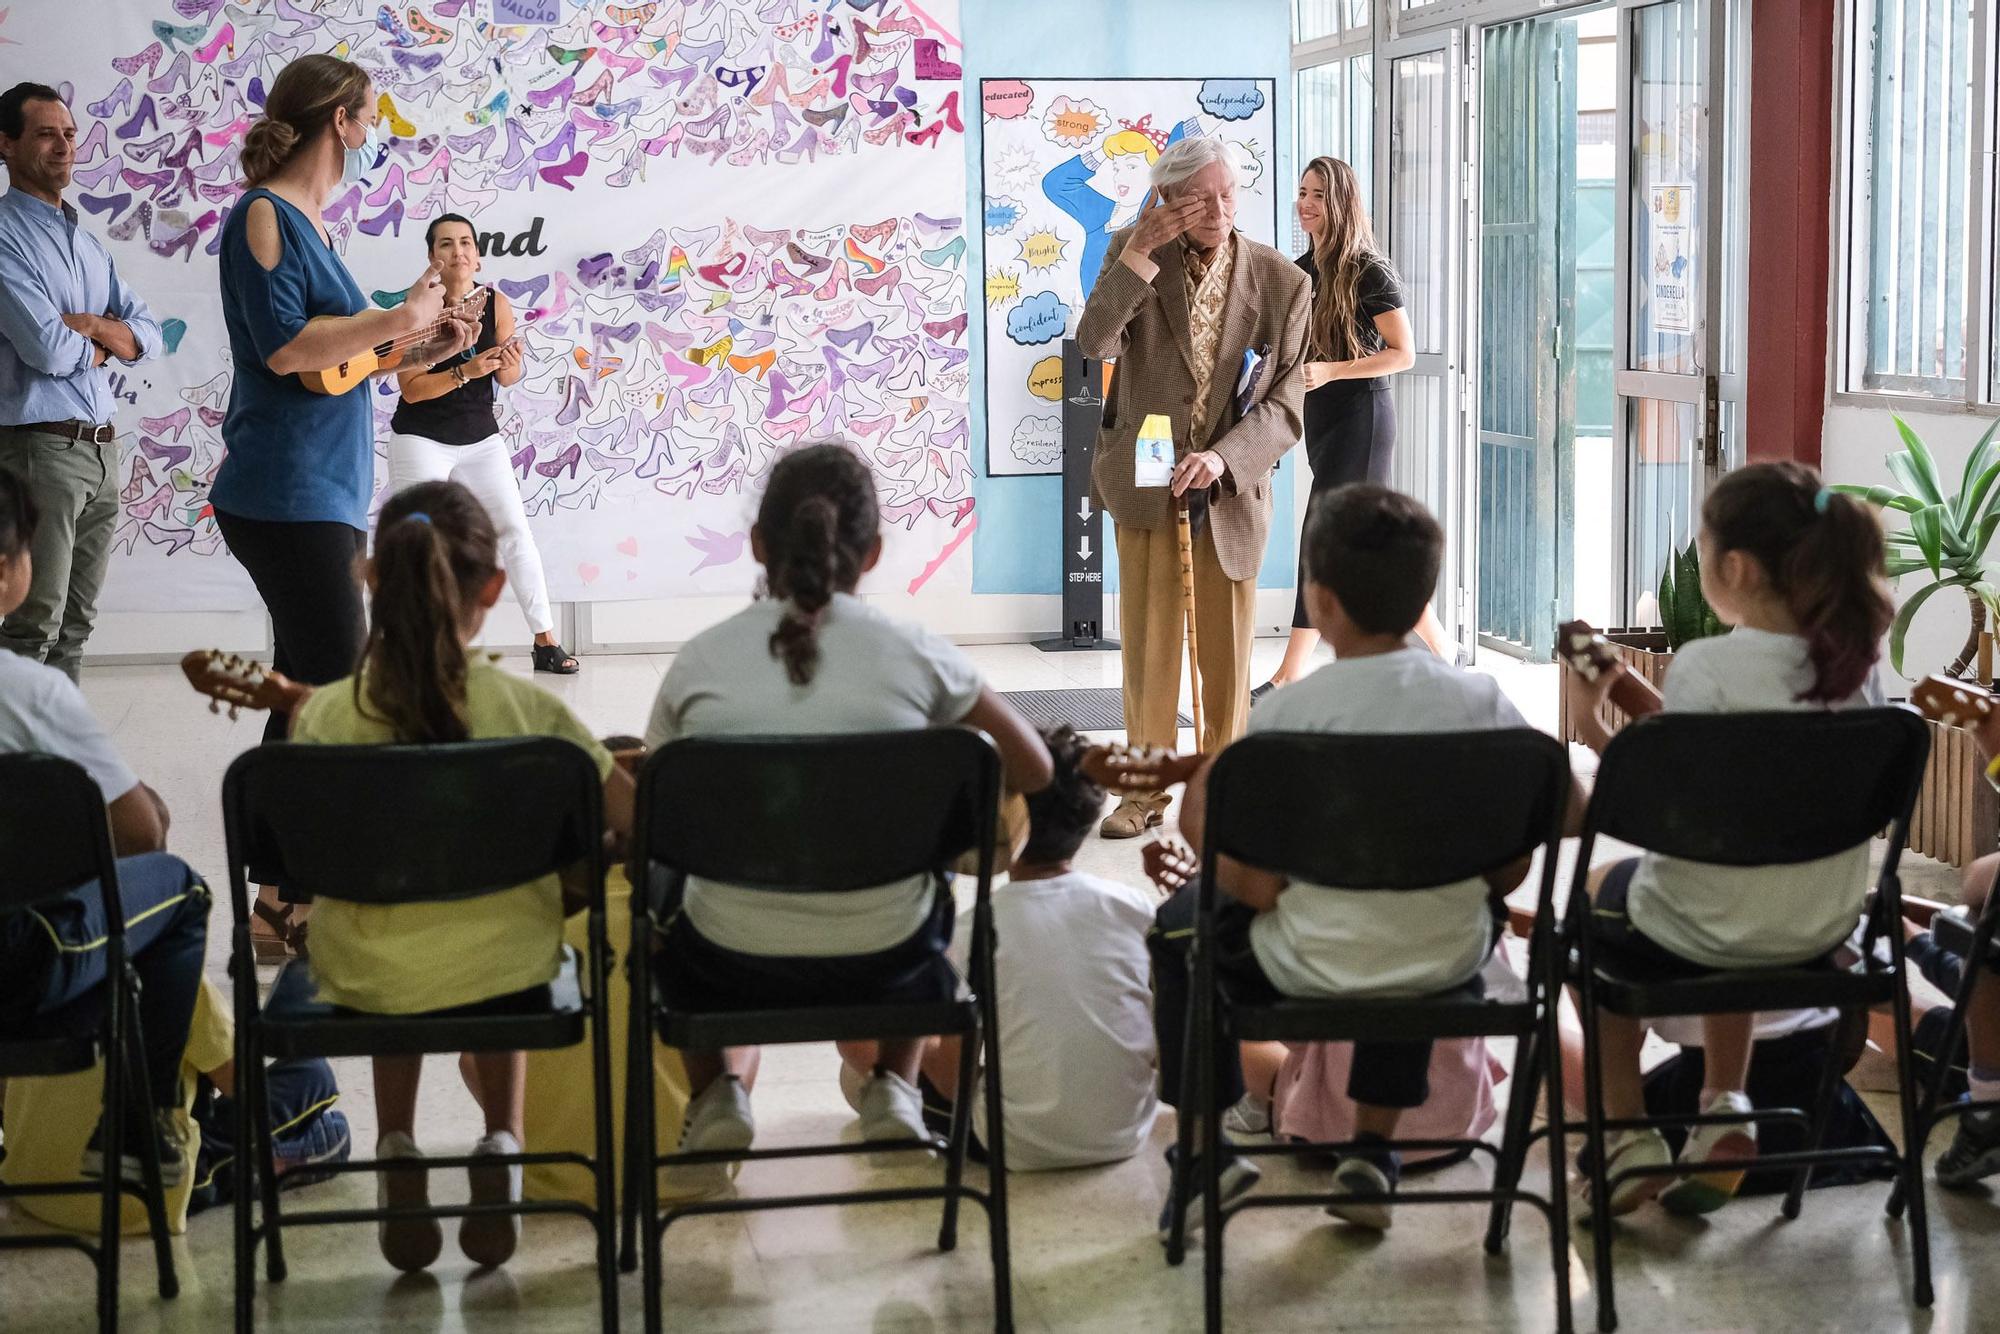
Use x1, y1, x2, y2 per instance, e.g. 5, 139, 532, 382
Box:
1556, 630, 1998, 869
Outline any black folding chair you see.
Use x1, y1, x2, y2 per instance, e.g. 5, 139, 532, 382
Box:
0, 753, 180, 1332
1566, 708, 1933, 1333
621, 728, 1012, 1334
221, 739, 619, 1333
1165, 729, 1576, 1334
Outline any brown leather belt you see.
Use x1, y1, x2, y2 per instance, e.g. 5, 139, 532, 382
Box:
12, 420, 116, 444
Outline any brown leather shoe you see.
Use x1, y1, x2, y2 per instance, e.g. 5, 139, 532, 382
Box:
1099, 796, 1167, 839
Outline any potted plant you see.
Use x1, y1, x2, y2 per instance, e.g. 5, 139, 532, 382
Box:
1557, 539, 1726, 744
1836, 415, 2000, 868
1835, 416, 2000, 679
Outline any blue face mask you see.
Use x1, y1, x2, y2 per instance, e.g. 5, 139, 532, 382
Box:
342, 120, 379, 184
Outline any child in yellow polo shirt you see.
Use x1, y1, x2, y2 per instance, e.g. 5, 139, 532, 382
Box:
290, 479, 633, 1273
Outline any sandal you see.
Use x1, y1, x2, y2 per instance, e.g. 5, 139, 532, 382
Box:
250, 897, 308, 964
532, 642, 580, 675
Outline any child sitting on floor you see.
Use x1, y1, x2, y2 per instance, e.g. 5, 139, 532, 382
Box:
1565, 461, 1892, 1218
643, 442, 1051, 1185
1151, 483, 1577, 1235
289, 479, 635, 1272
837, 725, 1159, 1170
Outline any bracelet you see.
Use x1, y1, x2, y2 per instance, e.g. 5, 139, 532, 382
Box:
451, 364, 467, 388
1985, 753, 2000, 793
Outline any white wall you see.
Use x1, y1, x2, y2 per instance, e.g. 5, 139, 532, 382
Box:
1822, 401, 2000, 687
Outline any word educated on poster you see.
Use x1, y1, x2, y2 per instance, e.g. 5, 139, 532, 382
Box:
0, 0, 972, 611
978, 76, 1277, 477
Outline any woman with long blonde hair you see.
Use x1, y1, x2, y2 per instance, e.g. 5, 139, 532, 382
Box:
1258, 156, 1448, 693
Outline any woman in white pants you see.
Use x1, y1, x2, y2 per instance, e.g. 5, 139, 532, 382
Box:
387, 213, 577, 672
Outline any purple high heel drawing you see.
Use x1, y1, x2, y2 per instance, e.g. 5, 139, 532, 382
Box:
536, 442, 581, 479
89, 79, 135, 120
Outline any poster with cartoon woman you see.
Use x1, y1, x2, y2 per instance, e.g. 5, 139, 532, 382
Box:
979, 78, 1276, 477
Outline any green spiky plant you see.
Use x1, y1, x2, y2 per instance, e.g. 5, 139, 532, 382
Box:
1835, 416, 2000, 679
1658, 538, 1726, 651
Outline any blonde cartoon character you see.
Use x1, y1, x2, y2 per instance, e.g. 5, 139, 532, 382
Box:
1041, 114, 1197, 294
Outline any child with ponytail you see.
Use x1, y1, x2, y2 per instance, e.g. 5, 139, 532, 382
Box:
643, 442, 1051, 1184
289, 479, 634, 1273
1566, 461, 1893, 1220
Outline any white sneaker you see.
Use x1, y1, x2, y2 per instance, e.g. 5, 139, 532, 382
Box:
1222, 1092, 1271, 1137
376, 1131, 442, 1272
673, 1075, 755, 1195
856, 1071, 929, 1160
1660, 1091, 1758, 1216
460, 1131, 524, 1268
1571, 1126, 1673, 1226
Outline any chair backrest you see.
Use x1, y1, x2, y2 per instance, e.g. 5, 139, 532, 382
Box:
221, 738, 605, 910
1588, 708, 1930, 865
1203, 728, 1572, 889
636, 728, 1001, 892
0, 752, 123, 923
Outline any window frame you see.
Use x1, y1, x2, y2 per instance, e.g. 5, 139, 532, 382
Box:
1831, 0, 2000, 415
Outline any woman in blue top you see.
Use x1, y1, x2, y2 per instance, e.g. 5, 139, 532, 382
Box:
213, 55, 476, 750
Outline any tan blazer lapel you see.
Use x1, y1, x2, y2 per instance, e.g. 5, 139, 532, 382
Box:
1199, 238, 1260, 447
1155, 241, 1198, 379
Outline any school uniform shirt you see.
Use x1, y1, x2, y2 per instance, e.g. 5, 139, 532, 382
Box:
289, 657, 614, 1014
644, 592, 984, 957
1245, 648, 1529, 998
950, 870, 1158, 1170
0, 650, 139, 801
1625, 628, 1884, 970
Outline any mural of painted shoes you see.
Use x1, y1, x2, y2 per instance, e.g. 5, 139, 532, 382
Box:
74, 160, 121, 193
363, 163, 405, 208
935, 90, 965, 133
495, 153, 539, 191
393, 48, 444, 74
764, 258, 812, 297
113, 41, 165, 78
570, 68, 615, 107
107, 200, 156, 242
377, 5, 420, 47
920, 236, 966, 269
842, 353, 894, 386
498, 275, 551, 307
447, 124, 495, 154
687, 335, 734, 368
151, 212, 215, 261
151, 19, 205, 50
509, 443, 537, 478
358, 200, 404, 238
147, 51, 192, 96
467, 91, 510, 125
534, 443, 582, 480
181, 371, 229, 409
140, 516, 194, 555
724, 127, 769, 166
194, 22, 235, 64
726, 348, 776, 379
585, 446, 637, 481
408, 8, 451, 43
906, 120, 944, 149
925, 337, 969, 370
622, 229, 667, 267
649, 457, 702, 499
377, 92, 416, 137
773, 127, 827, 165
556, 375, 594, 426
923, 312, 968, 343
911, 212, 961, 240
826, 320, 875, 352
647, 63, 700, 96
72, 122, 110, 169
196, 405, 224, 429
407, 145, 448, 185
853, 67, 898, 101
324, 184, 363, 225
862, 111, 912, 146
117, 96, 160, 141
822, 52, 853, 99
81, 191, 132, 219
88, 79, 136, 121
696, 252, 746, 287
910, 36, 963, 80
540, 151, 588, 190
852, 266, 899, 297
140, 434, 192, 469
546, 42, 599, 66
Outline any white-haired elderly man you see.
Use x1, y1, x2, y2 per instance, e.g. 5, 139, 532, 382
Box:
1076, 134, 1310, 837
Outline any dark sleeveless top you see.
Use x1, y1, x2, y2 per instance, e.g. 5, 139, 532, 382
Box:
388, 286, 500, 446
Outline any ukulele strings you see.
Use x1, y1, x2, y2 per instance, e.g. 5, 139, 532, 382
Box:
368, 293, 485, 358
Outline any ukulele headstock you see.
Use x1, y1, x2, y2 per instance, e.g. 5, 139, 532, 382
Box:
1080, 742, 1204, 794
1556, 620, 1620, 682
1912, 674, 1996, 729
179, 649, 297, 719
1141, 836, 1199, 896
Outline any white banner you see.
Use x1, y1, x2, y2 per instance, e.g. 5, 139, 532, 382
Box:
977, 76, 1277, 477
0, 0, 970, 611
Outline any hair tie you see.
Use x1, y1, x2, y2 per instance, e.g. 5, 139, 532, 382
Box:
403, 511, 431, 525
1813, 488, 1833, 515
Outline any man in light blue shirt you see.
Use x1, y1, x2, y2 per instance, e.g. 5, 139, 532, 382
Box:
0, 82, 161, 680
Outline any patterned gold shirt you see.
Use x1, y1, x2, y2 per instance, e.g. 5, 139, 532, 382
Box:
1181, 232, 1237, 446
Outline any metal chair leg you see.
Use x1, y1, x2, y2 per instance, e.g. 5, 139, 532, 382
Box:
1781, 1022, 1849, 1220
1579, 988, 1618, 1333
1545, 996, 1575, 1334
1162, 986, 1199, 1269
98, 985, 125, 1334
977, 986, 1016, 1333
1889, 968, 1935, 1306
587, 932, 621, 1334
1199, 989, 1225, 1334
234, 1029, 255, 1334
252, 1055, 287, 1283
938, 1024, 979, 1252
123, 1011, 179, 1299
1485, 1027, 1544, 1254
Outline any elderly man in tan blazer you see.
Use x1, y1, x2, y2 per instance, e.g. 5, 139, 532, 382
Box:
1078, 135, 1310, 837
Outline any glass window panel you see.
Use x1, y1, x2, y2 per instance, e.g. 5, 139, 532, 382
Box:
1627, 398, 1700, 623
1392, 371, 1454, 621
1629, 0, 1704, 376
1294, 56, 1375, 253
1391, 51, 1448, 356
1295, 0, 1341, 43
1847, 0, 1974, 394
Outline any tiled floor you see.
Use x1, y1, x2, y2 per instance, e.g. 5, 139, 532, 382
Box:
0, 640, 1988, 1331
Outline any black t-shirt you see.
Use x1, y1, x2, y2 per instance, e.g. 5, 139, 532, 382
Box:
388, 287, 501, 447
1295, 250, 1404, 395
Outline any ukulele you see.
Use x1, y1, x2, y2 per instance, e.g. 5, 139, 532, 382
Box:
1556, 620, 1664, 720
1910, 674, 1996, 732
298, 287, 488, 396
181, 649, 313, 719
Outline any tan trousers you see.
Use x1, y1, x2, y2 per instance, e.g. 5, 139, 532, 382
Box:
1116, 519, 1256, 754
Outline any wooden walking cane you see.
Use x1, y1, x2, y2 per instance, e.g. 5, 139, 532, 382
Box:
1175, 496, 1204, 752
